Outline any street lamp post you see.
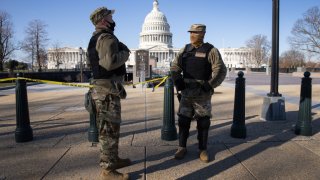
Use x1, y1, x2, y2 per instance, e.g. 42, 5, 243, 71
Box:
269, 0, 280, 97
79, 47, 83, 82
260, 0, 286, 121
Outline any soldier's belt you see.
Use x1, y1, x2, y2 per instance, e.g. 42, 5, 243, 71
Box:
183, 78, 205, 84
185, 82, 202, 89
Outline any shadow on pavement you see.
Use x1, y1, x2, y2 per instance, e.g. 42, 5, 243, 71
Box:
175, 110, 320, 179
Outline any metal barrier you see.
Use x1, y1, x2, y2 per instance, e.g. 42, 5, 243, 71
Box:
161, 74, 177, 141
295, 71, 312, 136
15, 73, 33, 142
231, 71, 247, 138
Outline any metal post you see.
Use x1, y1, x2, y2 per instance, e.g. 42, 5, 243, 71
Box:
260, 0, 286, 121
15, 73, 33, 142
161, 73, 177, 141
88, 111, 99, 143
231, 71, 246, 138
269, 0, 280, 97
87, 77, 99, 143
295, 72, 312, 136
266, 57, 270, 75
79, 47, 83, 83
226, 68, 230, 80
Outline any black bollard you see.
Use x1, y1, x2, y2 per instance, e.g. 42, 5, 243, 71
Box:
231, 71, 247, 138
15, 73, 33, 142
295, 71, 312, 136
88, 109, 99, 143
86, 79, 99, 143
161, 74, 177, 141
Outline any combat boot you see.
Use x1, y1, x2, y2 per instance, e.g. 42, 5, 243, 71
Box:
100, 169, 129, 180
199, 150, 209, 163
174, 147, 187, 160
112, 157, 131, 169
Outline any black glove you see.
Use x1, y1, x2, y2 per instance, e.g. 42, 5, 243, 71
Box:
118, 42, 130, 53
174, 78, 186, 91
202, 81, 212, 92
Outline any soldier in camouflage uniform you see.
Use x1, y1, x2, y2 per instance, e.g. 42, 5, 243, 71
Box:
87, 7, 131, 180
170, 24, 227, 163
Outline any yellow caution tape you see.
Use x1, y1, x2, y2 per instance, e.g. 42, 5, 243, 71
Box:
0, 77, 93, 88
131, 76, 168, 86
0, 76, 169, 89
130, 76, 168, 90
0, 78, 16, 82
17, 77, 94, 88
155, 76, 168, 88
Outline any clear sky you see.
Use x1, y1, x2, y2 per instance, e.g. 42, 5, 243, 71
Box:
1, 0, 319, 61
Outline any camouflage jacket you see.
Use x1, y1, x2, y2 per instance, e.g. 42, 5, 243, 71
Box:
90, 27, 129, 100
94, 27, 129, 71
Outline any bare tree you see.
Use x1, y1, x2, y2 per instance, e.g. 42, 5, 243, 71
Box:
20, 37, 35, 70
50, 42, 65, 69
288, 6, 320, 56
39, 48, 47, 70
21, 19, 49, 72
0, 11, 17, 71
4, 59, 18, 76
279, 49, 305, 68
305, 60, 317, 68
246, 34, 271, 67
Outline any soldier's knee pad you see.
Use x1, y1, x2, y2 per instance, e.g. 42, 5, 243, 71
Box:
197, 116, 211, 130
178, 115, 192, 128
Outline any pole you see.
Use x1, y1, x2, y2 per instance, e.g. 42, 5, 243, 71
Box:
87, 79, 99, 143
231, 71, 246, 138
295, 72, 312, 136
80, 56, 83, 82
260, 0, 286, 121
269, 0, 280, 97
79, 47, 83, 83
161, 73, 177, 141
15, 73, 33, 142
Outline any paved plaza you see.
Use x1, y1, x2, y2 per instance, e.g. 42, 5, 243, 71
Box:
1, 72, 320, 180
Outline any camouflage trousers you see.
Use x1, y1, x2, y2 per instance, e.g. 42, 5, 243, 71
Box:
178, 95, 212, 119
178, 95, 212, 149
94, 94, 122, 170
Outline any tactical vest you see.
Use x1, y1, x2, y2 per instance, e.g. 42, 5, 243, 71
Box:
181, 43, 213, 80
87, 30, 126, 79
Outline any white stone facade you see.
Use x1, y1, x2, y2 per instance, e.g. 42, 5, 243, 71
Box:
47, 47, 87, 69
219, 47, 256, 68
47, 0, 256, 70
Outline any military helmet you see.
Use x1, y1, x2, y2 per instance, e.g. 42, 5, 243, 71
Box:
188, 24, 206, 32
90, 7, 115, 25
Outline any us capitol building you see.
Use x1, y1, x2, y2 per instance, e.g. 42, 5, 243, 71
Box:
126, 0, 179, 72
47, 0, 255, 71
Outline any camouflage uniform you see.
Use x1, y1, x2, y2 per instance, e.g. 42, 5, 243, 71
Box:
87, 7, 130, 172
171, 24, 227, 153
91, 78, 126, 169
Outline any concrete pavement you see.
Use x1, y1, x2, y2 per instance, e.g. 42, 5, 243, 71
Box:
1, 77, 320, 180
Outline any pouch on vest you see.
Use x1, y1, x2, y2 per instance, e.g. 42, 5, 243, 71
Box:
116, 82, 127, 99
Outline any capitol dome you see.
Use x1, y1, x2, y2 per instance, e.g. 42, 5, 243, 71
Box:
139, 0, 173, 49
